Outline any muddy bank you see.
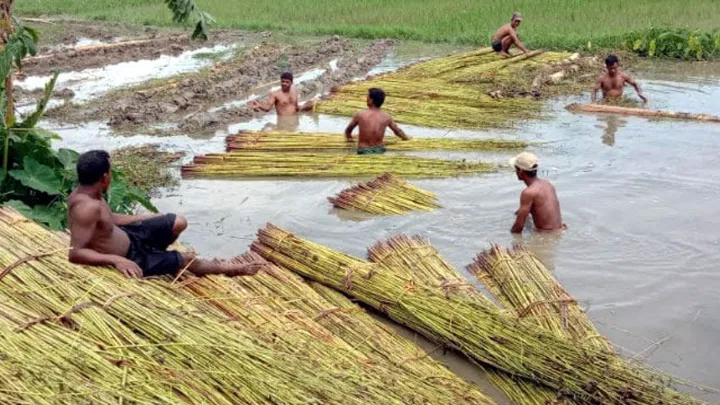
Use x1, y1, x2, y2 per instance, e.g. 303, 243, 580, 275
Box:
20, 30, 240, 77
46, 36, 393, 133
181, 39, 395, 132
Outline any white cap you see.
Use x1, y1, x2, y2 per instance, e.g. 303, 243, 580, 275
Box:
509, 152, 538, 171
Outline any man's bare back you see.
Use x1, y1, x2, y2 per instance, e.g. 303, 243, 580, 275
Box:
344, 88, 408, 152
350, 109, 397, 148
68, 191, 130, 258
510, 152, 563, 233
520, 180, 563, 231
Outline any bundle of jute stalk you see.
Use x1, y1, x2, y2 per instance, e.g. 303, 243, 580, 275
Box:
0, 208, 482, 404
181, 152, 494, 178
251, 224, 702, 405
316, 74, 541, 129
317, 49, 601, 129
368, 235, 572, 405
225, 130, 528, 152
328, 173, 441, 215
469, 245, 612, 350
179, 252, 495, 405
175, 260, 477, 405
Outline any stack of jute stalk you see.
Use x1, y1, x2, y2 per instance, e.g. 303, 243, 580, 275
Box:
316, 49, 595, 129
181, 152, 494, 179
328, 173, 441, 215
251, 224, 703, 405
178, 252, 495, 405
368, 235, 573, 405
469, 244, 613, 351
0, 208, 495, 404
225, 131, 528, 152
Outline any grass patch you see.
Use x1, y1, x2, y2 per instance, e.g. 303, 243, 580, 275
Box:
111, 145, 184, 195
17, 0, 720, 50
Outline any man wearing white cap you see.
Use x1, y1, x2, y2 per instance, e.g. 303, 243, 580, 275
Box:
509, 152, 564, 233
491, 12, 530, 57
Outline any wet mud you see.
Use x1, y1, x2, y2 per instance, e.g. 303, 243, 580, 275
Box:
45, 36, 394, 134
21, 30, 240, 77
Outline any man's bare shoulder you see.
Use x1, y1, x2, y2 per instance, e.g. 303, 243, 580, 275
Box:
69, 195, 102, 221
520, 186, 539, 199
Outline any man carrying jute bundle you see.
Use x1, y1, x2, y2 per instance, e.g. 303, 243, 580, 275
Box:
509, 152, 565, 233
344, 87, 410, 154
68, 150, 262, 278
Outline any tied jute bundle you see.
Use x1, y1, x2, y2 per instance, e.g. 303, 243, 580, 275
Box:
225, 130, 528, 152
182, 152, 494, 179
328, 173, 441, 215
251, 224, 702, 405
316, 49, 593, 129
368, 234, 571, 405
0, 207, 494, 404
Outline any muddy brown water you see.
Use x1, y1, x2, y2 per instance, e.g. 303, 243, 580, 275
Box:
48, 49, 720, 402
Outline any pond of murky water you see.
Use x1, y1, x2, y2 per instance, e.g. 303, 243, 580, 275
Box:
49, 49, 720, 401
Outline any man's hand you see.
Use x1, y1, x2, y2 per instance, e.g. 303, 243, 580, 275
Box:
231, 262, 265, 276
345, 135, 354, 142
113, 258, 143, 278
639, 93, 648, 104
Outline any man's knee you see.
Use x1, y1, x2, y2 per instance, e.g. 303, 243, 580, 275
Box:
180, 251, 197, 267
173, 215, 188, 236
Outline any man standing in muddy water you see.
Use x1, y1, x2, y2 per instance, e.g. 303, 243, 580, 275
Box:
592, 55, 648, 104
250, 72, 315, 116
509, 152, 565, 234
344, 87, 410, 154
68, 150, 263, 279
491, 12, 530, 57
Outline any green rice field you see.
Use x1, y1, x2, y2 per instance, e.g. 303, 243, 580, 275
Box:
18, 0, 720, 49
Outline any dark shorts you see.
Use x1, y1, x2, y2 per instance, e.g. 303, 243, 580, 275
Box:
357, 145, 387, 155
492, 40, 502, 52
121, 214, 183, 277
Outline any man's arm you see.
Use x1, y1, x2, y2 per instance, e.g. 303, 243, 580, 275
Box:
250, 94, 277, 112
344, 113, 359, 141
388, 119, 410, 140
510, 31, 529, 53
625, 74, 647, 104
111, 213, 160, 227
68, 202, 142, 277
510, 190, 533, 234
591, 76, 603, 103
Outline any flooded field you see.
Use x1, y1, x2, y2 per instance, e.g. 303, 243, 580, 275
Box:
38, 36, 720, 402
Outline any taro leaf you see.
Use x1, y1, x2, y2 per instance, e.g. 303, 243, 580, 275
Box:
3, 199, 33, 217
8, 157, 63, 195
106, 177, 128, 213
30, 203, 66, 230
127, 185, 158, 213
2, 200, 64, 229
57, 148, 79, 171
648, 39, 657, 57
633, 39, 643, 51
26, 128, 61, 142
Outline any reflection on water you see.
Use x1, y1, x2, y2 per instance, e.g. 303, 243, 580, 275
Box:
81, 61, 720, 399
595, 114, 628, 146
